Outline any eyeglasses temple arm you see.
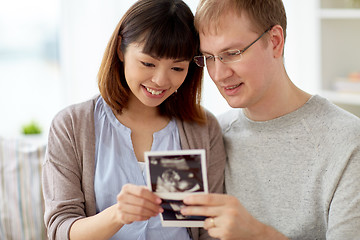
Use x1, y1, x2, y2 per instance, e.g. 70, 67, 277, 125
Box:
241, 26, 273, 54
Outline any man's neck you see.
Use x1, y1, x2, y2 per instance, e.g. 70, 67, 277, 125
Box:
244, 76, 312, 122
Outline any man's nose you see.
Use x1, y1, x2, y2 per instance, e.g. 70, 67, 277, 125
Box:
208, 58, 232, 83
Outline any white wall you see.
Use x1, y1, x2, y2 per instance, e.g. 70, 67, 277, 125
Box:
0, 0, 317, 137
58, 0, 232, 116
60, 0, 321, 116
0, 0, 63, 138
282, 0, 319, 95
59, 0, 135, 105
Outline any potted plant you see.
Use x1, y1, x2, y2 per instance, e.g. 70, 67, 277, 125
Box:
22, 120, 42, 135
20, 120, 46, 145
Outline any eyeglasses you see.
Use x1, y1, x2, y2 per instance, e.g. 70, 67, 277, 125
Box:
193, 26, 273, 68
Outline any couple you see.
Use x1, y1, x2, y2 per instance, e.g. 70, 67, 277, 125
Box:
42, 0, 360, 239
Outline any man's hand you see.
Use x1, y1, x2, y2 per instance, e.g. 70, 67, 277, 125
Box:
181, 193, 288, 240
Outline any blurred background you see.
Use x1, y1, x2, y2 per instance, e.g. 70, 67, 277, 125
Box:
1, 0, 359, 138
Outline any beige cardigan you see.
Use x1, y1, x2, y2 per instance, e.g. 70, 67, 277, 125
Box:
42, 96, 226, 240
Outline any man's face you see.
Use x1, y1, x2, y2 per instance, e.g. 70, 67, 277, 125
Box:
199, 11, 277, 110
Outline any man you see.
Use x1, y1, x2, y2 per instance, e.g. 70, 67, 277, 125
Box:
181, 0, 360, 239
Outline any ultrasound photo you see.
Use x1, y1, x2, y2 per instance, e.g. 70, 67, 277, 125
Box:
145, 149, 208, 227
161, 199, 206, 225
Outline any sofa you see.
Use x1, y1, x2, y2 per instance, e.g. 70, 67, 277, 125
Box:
0, 136, 47, 240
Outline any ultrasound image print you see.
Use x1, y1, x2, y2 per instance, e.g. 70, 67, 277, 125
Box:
161, 199, 206, 221
145, 150, 207, 227
148, 154, 203, 193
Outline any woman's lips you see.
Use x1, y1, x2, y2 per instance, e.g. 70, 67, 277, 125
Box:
142, 85, 167, 98
145, 86, 164, 95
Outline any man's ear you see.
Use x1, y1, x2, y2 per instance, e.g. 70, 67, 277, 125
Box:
269, 25, 284, 58
117, 36, 124, 61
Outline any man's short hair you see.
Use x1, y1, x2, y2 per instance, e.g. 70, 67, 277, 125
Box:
195, 0, 287, 42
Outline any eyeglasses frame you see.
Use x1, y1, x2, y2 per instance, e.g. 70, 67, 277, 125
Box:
194, 26, 274, 67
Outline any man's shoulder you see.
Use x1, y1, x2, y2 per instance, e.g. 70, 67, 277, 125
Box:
313, 95, 360, 125
309, 95, 360, 140
217, 109, 242, 132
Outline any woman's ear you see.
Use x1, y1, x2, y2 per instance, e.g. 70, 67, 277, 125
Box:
269, 25, 284, 58
117, 36, 124, 62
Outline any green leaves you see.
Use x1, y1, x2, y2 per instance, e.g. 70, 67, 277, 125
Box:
22, 121, 42, 135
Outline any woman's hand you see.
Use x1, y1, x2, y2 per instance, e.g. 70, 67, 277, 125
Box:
116, 184, 163, 225
180, 193, 288, 240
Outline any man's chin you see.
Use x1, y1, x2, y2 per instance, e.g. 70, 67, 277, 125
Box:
222, 95, 244, 109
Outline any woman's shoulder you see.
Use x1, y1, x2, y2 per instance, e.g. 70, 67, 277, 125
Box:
203, 108, 219, 124
51, 95, 100, 130
177, 107, 222, 135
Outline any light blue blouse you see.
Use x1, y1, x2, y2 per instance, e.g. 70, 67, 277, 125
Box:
94, 97, 191, 240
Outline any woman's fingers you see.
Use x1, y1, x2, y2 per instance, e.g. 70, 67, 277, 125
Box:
120, 184, 161, 203
116, 203, 158, 224
116, 184, 163, 224
117, 191, 162, 215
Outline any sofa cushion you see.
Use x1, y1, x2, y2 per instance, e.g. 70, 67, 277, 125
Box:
0, 137, 47, 240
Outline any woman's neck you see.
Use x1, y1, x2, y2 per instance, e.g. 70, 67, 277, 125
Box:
113, 94, 171, 162
115, 94, 170, 132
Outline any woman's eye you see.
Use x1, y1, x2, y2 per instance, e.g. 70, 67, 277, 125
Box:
141, 61, 155, 67
172, 67, 184, 72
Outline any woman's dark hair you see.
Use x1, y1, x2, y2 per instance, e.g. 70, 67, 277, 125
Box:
98, 0, 205, 124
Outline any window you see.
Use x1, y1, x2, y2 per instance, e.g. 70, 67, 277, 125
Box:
0, 0, 62, 137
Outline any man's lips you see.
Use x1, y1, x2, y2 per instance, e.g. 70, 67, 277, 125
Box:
224, 83, 242, 90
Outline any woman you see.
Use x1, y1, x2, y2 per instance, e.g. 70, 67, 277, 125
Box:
42, 0, 225, 239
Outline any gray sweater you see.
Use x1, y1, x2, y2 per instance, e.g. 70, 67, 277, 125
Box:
218, 95, 360, 240
42, 96, 226, 240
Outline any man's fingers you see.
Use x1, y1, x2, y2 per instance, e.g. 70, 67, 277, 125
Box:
180, 204, 220, 217
181, 194, 240, 218
181, 194, 220, 217
183, 193, 227, 206
206, 227, 222, 240
203, 217, 216, 230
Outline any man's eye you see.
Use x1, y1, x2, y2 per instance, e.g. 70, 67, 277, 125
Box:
141, 61, 155, 67
205, 55, 214, 60
226, 50, 240, 56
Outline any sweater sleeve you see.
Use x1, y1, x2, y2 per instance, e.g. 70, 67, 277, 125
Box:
327, 144, 360, 239
178, 109, 226, 240
200, 111, 225, 240
42, 98, 97, 240
42, 107, 85, 240
204, 110, 226, 195
178, 110, 226, 194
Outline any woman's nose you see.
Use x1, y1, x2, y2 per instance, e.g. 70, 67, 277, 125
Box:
151, 70, 169, 86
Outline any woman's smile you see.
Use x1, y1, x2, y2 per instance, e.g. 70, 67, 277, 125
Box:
142, 85, 167, 97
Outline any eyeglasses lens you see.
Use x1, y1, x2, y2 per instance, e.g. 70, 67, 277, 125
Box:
194, 56, 205, 67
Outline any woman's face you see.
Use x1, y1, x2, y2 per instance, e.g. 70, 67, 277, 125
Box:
121, 42, 190, 108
